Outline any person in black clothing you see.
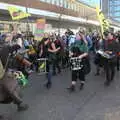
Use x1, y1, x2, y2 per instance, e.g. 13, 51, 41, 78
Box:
116, 32, 120, 71
67, 33, 88, 92
52, 36, 62, 75
38, 37, 60, 89
103, 32, 120, 86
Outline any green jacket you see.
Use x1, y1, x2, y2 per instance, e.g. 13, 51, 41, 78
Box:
70, 40, 88, 53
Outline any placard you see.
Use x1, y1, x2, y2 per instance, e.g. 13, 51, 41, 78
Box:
37, 58, 47, 75
70, 57, 83, 70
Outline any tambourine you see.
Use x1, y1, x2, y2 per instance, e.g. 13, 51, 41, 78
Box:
15, 54, 32, 67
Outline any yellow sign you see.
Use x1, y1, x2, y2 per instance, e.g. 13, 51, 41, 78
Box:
96, 6, 110, 35
8, 6, 31, 20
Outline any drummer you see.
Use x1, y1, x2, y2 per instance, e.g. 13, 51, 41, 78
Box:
103, 31, 120, 86
67, 32, 88, 92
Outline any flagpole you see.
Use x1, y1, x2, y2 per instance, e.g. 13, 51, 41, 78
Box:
25, 0, 30, 36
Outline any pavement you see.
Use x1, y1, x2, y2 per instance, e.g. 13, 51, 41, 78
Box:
0, 63, 120, 120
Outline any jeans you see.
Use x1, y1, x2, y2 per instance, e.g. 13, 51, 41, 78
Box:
52, 57, 61, 74
117, 56, 120, 71
46, 61, 52, 84
104, 60, 116, 82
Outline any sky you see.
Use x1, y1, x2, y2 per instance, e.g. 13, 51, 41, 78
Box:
78, 0, 100, 7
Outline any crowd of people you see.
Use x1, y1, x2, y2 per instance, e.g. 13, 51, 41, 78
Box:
0, 28, 120, 118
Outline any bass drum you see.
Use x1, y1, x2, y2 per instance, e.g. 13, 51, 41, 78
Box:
15, 54, 32, 67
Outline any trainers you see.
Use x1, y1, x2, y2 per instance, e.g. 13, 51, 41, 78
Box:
45, 82, 52, 89
52, 72, 57, 76
95, 73, 100, 76
104, 81, 110, 86
17, 103, 29, 112
80, 84, 84, 90
67, 85, 75, 92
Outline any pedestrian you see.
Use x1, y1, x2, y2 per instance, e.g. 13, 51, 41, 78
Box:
103, 31, 120, 86
38, 37, 60, 89
52, 35, 62, 75
67, 32, 88, 92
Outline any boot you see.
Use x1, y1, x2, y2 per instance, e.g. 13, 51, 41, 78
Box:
80, 83, 84, 90
45, 82, 52, 89
67, 85, 75, 92
104, 81, 110, 86
95, 72, 100, 76
52, 72, 57, 76
17, 103, 29, 112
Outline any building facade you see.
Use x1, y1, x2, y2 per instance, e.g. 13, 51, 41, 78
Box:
109, 0, 120, 22
102, 0, 120, 22
0, 0, 99, 34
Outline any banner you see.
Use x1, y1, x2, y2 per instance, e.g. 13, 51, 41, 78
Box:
96, 6, 110, 35
70, 57, 83, 70
8, 6, 31, 20
35, 19, 46, 41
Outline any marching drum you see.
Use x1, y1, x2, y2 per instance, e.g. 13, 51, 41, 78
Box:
95, 50, 116, 67
15, 54, 32, 67
96, 50, 116, 59
70, 57, 83, 71
96, 50, 111, 59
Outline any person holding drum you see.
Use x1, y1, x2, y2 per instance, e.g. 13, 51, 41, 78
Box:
103, 32, 120, 86
67, 32, 88, 92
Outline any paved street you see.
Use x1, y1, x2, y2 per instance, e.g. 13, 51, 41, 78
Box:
0, 64, 120, 120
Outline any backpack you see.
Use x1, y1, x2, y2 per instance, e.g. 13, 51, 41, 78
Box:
0, 59, 5, 80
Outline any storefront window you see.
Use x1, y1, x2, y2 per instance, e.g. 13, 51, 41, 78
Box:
39, 0, 78, 11
60, 0, 64, 7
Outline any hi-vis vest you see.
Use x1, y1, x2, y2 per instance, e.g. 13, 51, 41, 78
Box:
0, 59, 5, 80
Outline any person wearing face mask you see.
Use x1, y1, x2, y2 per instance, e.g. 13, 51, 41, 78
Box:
103, 31, 120, 86
67, 33, 89, 92
38, 37, 60, 89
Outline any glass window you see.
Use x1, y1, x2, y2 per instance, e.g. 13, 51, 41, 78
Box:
71, 3, 74, 10
74, 3, 77, 11
46, 0, 51, 3
64, 0, 67, 8
51, 0, 55, 4
55, 0, 59, 6
60, 0, 64, 7
40, 0, 46, 2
